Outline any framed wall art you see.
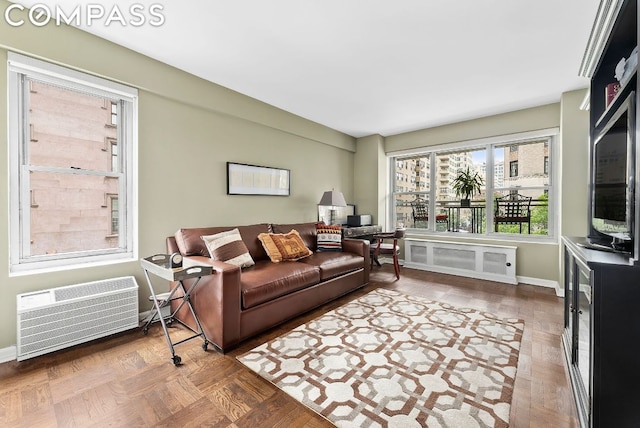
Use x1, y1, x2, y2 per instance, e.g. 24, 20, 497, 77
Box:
227, 162, 290, 196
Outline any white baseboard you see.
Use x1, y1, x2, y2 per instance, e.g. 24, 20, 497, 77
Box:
395, 262, 563, 295
517, 275, 563, 296
0, 346, 16, 364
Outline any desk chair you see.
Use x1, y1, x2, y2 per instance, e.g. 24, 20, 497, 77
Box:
370, 229, 406, 279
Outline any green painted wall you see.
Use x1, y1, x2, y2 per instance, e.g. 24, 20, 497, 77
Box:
0, 3, 355, 350
560, 89, 590, 238
354, 134, 387, 225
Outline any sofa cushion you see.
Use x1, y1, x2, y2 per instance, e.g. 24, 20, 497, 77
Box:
258, 230, 313, 262
271, 222, 318, 252
315, 223, 343, 252
201, 228, 255, 268
175, 223, 270, 260
299, 252, 364, 281
240, 260, 321, 309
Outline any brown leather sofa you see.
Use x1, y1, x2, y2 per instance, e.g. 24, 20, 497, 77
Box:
166, 222, 370, 352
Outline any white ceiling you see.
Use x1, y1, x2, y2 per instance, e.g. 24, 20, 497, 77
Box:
11, 0, 600, 138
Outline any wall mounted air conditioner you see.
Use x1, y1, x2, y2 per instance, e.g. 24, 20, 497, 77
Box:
17, 276, 139, 361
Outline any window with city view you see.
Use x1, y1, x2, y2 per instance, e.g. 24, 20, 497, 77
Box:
391, 136, 552, 237
8, 53, 137, 273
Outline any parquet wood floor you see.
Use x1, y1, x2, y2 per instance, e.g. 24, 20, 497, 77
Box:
0, 265, 577, 427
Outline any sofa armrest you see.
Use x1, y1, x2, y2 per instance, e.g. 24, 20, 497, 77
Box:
342, 238, 370, 283
342, 238, 369, 257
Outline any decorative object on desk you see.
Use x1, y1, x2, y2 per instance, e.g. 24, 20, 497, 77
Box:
605, 82, 621, 107
452, 166, 484, 208
168, 252, 183, 269
201, 228, 255, 268
258, 229, 313, 262
238, 288, 524, 428
315, 223, 342, 252
318, 189, 347, 224
227, 162, 290, 196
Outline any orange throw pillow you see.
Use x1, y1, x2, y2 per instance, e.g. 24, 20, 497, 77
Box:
258, 229, 313, 262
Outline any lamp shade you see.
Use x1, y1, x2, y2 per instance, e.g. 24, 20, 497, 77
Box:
319, 190, 347, 207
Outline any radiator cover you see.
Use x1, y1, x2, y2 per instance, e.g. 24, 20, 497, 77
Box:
17, 276, 139, 361
404, 238, 517, 284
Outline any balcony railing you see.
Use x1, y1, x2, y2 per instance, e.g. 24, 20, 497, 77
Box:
396, 198, 549, 235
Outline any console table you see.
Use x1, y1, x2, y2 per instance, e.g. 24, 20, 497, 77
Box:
341, 225, 382, 239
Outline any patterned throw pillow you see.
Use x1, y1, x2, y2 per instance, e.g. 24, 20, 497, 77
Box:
316, 223, 343, 252
257, 229, 313, 262
201, 228, 255, 268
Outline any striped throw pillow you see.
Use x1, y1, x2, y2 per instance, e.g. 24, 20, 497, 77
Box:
316, 223, 343, 252
202, 228, 255, 268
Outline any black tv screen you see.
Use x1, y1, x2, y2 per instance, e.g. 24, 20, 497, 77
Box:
592, 107, 631, 240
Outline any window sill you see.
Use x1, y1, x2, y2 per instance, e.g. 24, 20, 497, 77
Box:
405, 229, 558, 245
9, 252, 136, 277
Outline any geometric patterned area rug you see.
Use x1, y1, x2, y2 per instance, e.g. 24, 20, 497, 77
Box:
237, 288, 524, 428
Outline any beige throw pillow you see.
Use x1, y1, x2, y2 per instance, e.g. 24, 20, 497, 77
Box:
202, 228, 255, 268
257, 229, 313, 262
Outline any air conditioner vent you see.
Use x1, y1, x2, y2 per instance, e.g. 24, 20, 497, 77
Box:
17, 276, 139, 361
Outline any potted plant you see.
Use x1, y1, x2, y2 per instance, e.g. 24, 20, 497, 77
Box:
452, 167, 484, 207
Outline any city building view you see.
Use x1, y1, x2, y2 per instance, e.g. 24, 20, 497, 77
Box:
25, 80, 120, 257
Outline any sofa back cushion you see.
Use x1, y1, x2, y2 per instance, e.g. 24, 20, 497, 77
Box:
271, 222, 319, 252
175, 223, 270, 260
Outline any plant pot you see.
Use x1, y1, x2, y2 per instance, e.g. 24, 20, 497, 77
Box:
460, 199, 471, 208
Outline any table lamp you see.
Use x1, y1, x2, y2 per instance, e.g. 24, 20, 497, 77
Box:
319, 190, 347, 225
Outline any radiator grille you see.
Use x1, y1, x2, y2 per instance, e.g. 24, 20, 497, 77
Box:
483, 252, 508, 275
404, 239, 517, 284
17, 276, 139, 361
433, 248, 476, 270
409, 244, 428, 264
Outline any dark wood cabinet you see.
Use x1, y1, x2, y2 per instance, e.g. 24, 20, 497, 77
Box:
562, 237, 640, 427
567, 2, 640, 425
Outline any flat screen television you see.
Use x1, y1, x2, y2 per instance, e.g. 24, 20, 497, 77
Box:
590, 92, 635, 253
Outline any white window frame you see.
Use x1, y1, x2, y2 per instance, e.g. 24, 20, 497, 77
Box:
8, 52, 138, 275
387, 128, 559, 242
